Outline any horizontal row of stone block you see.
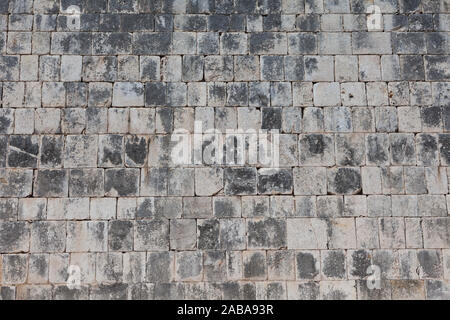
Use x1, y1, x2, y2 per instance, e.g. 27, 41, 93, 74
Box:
2, 31, 450, 56
2, 0, 449, 15
0, 278, 448, 300
1, 82, 449, 113
2, 52, 450, 84
2, 165, 450, 196
15, 104, 450, 133
0, 216, 447, 253
0, 248, 449, 287
3, 106, 450, 135
3, 132, 450, 168
2, 194, 450, 220
1, 12, 449, 32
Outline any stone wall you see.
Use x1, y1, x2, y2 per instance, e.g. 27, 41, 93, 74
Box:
0, 0, 449, 300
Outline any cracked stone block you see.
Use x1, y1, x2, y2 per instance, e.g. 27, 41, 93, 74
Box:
61, 108, 86, 133
7, 135, 38, 168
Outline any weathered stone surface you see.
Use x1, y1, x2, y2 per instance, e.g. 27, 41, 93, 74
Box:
0, 3, 448, 300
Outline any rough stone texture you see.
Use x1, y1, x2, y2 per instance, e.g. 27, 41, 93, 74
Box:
0, 0, 448, 301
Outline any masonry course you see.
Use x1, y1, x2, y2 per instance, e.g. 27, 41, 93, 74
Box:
0, 0, 449, 300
